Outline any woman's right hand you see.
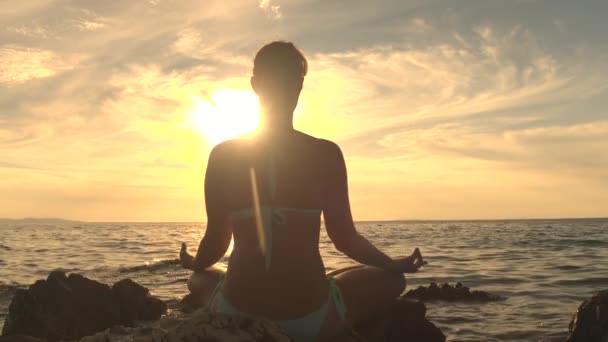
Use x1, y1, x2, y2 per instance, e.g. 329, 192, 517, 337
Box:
392, 248, 427, 273
180, 242, 195, 270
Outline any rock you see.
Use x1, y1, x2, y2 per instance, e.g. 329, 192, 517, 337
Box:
402, 282, 506, 302
567, 289, 608, 342
112, 279, 167, 322
178, 293, 201, 314
81, 310, 293, 342
178, 292, 443, 341
0, 335, 44, 342
82, 309, 372, 342
356, 298, 445, 342
1, 272, 167, 341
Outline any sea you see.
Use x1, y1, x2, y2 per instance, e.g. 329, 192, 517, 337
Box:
1, 219, 607, 341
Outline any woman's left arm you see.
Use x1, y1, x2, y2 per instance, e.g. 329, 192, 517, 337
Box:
186, 145, 233, 271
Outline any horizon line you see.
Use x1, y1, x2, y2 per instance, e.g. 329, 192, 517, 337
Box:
2, 216, 608, 223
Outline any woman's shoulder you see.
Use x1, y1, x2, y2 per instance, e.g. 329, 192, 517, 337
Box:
213, 136, 254, 154
294, 131, 341, 152
214, 132, 343, 159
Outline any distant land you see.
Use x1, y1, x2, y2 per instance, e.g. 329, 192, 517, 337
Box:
0, 218, 83, 224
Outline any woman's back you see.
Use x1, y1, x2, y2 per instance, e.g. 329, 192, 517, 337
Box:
215, 131, 336, 319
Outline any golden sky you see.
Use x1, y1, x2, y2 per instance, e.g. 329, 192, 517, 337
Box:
1, 1, 607, 221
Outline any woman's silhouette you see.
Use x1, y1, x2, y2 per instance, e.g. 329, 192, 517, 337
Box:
180, 41, 426, 341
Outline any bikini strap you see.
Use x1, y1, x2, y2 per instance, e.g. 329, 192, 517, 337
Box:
328, 276, 347, 321
206, 273, 225, 309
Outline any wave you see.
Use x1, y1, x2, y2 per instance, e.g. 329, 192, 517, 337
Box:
543, 238, 608, 247
0, 244, 11, 251
118, 259, 181, 273
0, 284, 20, 291
552, 265, 583, 271
574, 239, 608, 246
552, 277, 608, 286
0, 283, 22, 302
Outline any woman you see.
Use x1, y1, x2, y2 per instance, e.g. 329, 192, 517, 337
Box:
179, 41, 426, 342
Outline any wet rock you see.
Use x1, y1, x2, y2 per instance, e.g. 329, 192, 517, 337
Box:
567, 289, 608, 342
1, 272, 166, 341
402, 282, 506, 302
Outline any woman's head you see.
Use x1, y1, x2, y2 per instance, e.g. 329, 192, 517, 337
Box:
251, 41, 307, 126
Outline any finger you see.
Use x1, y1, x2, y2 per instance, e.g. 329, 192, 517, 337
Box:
415, 248, 422, 259
415, 249, 424, 262
411, 249, 419, 261
181, 242, 187, 253
414, 257, 426, 267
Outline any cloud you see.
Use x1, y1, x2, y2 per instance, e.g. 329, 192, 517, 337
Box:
295, 26, 570, 141
172, 28, 204, 56
376, 120, 608, 170
295, 24, 608, 146
0, 45, 77, 83
259, 0, 282, 20
506, 121, 608, 171
70, 8, 108, 31
75, 20, 106, 31
407, 17, 432, 32
6, 25, 51, 38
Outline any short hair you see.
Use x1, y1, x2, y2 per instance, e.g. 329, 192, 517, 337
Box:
253, 41, 308, 79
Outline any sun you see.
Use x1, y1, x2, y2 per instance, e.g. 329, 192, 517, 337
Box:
188, 89, 260, 144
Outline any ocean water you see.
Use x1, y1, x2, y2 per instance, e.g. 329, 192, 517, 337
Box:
1, 219, 608, 341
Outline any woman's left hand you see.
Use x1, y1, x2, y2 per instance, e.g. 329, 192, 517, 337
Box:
180, 242, 195, 270
393, 248, 427, 273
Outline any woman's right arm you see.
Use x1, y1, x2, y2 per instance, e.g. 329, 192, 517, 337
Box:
322, 142, 402, 272
189, 145, 233, 271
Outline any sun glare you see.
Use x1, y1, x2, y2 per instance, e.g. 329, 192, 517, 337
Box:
188, 89, 260, 144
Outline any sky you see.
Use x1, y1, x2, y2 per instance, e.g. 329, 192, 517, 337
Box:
1, 0, 607, 221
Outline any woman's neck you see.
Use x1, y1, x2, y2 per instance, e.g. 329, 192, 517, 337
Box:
258, 108, 295, 136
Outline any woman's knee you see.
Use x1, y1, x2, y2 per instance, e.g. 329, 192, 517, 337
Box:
188, 269, 223, 294
187, 272, 205, 294
187, 271, 215, 294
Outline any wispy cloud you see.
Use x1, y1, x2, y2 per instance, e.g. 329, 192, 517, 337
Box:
297, 25, 591, 141
0, 46, 77, 83
6, 25, 51, 38
74, 20, 105, 31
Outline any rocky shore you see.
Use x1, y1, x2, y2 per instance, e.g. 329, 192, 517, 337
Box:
0, 272, 445, 341
1, 271, 166, 341
1, 272, 605, 341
